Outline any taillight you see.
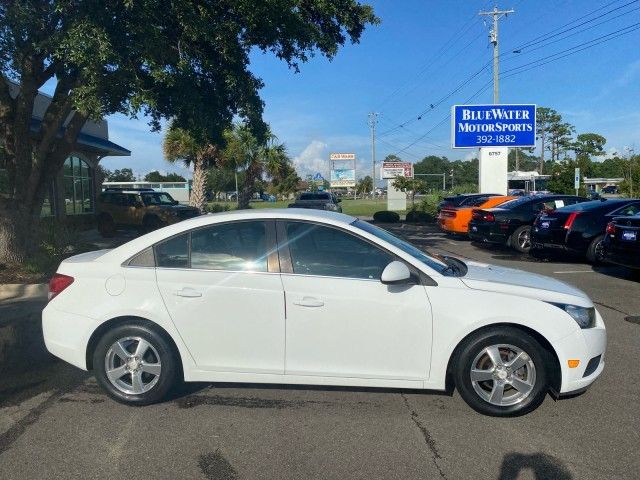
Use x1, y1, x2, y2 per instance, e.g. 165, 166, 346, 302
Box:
606, 222, 616, 235
563, 212, 581, 230
48, 273, 74, 301
472, 210, 495, 222
485, 212, 495, 222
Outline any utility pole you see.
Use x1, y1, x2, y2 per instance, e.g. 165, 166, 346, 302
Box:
479, 5, 514, 104
368, 112, 378, 197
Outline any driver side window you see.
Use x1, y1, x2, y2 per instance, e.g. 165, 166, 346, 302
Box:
283, 222, 394, 280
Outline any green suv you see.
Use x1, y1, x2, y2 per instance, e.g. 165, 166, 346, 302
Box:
97, 188, 200, 237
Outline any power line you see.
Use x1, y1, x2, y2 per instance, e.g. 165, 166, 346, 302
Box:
512, 0, 636, 51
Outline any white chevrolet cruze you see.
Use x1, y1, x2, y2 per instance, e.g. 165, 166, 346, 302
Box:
43, 209, 606, 416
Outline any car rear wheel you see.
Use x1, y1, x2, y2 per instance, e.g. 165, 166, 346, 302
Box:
93, 323, 179, 405
511, 225, 532, 253
586, 234, 606, 264
97, 214, 115, 238
143, 215, 163, 233
453, 327, 550, 416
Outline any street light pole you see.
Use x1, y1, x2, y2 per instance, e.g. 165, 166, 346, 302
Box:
479, 5, 514, 104
368, 112, 378, 198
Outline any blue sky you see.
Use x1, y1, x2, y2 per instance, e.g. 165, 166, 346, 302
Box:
47, 0, 640, 180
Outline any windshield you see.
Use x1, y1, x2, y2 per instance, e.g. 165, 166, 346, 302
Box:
141, 192, 176, 205
352, 219, 450, 274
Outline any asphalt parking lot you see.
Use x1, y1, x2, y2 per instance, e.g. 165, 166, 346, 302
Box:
1, 224, 639, 480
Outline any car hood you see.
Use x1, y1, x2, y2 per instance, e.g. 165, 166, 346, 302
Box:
460, 260, 592, 307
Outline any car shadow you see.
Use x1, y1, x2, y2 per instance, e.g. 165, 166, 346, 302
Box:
498, 452, 573, 480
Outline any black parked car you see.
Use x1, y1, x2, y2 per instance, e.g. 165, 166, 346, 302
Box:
288, 192, 342, 212
531, 199, 640, 263
603, 213, 640, 271
437, 193, 500, 213
468, 195, 588, 253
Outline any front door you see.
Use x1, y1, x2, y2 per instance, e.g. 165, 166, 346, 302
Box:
155, 220, 285, 374
278, 221, 433, 380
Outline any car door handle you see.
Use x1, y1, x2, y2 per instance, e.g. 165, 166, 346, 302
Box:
293, 297, 324, 308
175, 288, 202, 298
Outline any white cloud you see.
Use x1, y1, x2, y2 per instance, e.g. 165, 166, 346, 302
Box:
292, 140, 329, 178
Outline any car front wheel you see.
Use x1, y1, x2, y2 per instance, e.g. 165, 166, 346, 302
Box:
453, 327, 550, 416
93, 323, 179, 405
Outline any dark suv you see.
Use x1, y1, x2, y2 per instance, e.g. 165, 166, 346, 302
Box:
97, 188, 200, 237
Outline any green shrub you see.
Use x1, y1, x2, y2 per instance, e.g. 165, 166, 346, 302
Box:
205, 203, 231, 213
405, 210, 435, 223
405, 196, 440, 223
373, 210, 400, 223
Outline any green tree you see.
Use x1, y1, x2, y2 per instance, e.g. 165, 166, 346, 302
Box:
144, 171, 186, 182
356, 176, 373, 195
547, 122, 575, 161
391, 176, 427, 206
0, 0, 377, 264
107, 168, 135, 182
163, 125, 218, 211
221, 124, 292, 209
206, 167, 238, 200
536, 107, 562, 173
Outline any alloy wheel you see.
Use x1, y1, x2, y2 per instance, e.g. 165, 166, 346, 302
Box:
470, 344, 536, 406
518, 230, 531, 250
104, 336, 162, 395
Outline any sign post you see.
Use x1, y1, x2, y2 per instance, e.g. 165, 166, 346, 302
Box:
451, 104, 536, 195
381, 161, 414, 211
575, 167, 580, 196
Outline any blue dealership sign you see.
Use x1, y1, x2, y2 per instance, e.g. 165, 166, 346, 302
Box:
451, 104, 536, 148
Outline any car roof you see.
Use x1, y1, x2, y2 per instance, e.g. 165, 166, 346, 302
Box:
99, 208, 358, 263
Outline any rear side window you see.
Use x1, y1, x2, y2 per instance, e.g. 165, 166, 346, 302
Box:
155, 234, 189, 268
463, 196, 491, 207
190, 221, 268, 272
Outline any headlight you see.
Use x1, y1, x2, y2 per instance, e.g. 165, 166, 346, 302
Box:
549, 303, 596, 329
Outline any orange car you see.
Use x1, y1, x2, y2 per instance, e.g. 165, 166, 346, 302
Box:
438, 195, 515, 235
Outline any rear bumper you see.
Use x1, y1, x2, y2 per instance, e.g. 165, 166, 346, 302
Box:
42, 305, 96, 370
438, 218, 467, 234
468, 223, 508, 244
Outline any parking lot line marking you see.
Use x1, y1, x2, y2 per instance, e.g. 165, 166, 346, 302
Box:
553, 270, 595, 274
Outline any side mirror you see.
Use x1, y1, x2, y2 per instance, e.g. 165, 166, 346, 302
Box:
381, 261, 412, 285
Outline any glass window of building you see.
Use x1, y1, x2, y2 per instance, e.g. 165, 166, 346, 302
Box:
63, 156, 94, 215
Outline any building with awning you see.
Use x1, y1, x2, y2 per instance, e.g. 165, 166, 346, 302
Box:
26, 87, 131, 222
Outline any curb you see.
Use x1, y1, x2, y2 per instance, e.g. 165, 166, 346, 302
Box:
0, 283, 48, 303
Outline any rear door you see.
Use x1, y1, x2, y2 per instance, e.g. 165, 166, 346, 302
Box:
277, 220, 433, 381
155, 220, 286, 373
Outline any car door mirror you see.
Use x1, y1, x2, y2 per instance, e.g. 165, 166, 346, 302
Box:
380, 261, 411, 285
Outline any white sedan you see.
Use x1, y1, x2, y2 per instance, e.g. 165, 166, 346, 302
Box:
43, 209, 606, 416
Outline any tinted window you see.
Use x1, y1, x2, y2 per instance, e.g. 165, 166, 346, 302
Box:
284, 222, 394, 279
463, 196, 491, 207
299, 193, 330, 201
155, 234, 189, 268
610, 202, 640, 217
191, 221, 268, 272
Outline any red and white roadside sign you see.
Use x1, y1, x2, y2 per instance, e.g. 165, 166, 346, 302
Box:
381, 162, 413, 179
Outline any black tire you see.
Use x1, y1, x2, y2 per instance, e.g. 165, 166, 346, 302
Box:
453, 327, 550, 417
511, 225, 532, 253
97, 214, 116, 238
93, 322, 180, 406
586, 234, 605, 264
143, 215, 163, 233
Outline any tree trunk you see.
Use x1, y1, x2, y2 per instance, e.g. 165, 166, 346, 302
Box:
190, 159, 209, 212
238, 161, 262, 209
0, 199, 40, 266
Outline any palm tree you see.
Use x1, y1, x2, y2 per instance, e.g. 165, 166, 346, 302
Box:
221, 124, 291, 209
162, 123, 218, 212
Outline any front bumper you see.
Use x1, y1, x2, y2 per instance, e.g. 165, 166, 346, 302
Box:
554, 309, 607, 394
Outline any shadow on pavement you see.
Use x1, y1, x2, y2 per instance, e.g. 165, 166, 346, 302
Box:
498, 452, 573, 480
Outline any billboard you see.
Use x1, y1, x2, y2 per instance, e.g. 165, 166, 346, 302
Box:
330, 153, 356, 160
330, 168, 356, 188
381, 162, 413, 179
451, 104, 536, 148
